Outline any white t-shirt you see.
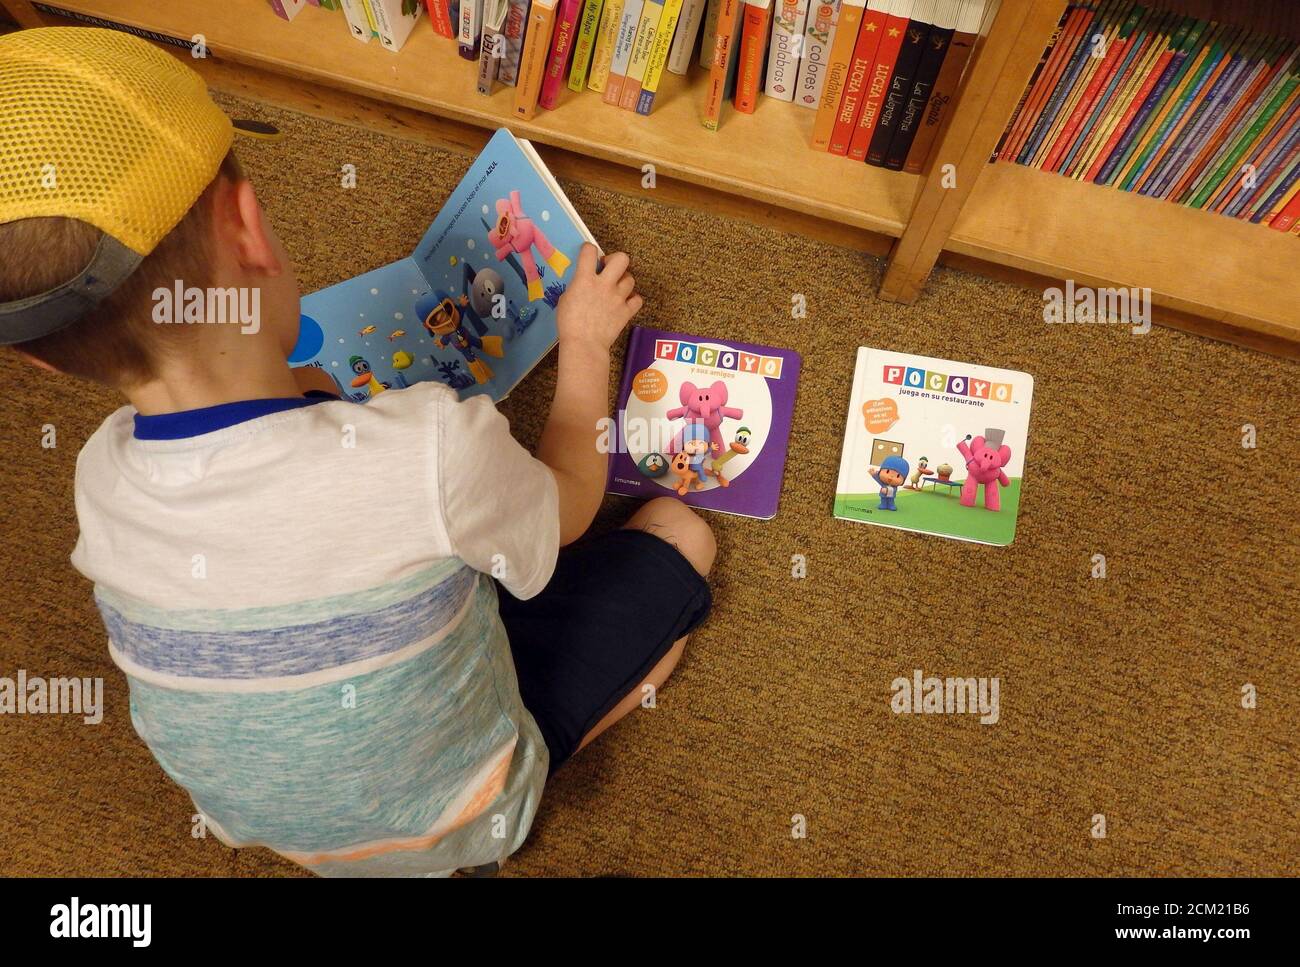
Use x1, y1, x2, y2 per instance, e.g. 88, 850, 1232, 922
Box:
71, 382, 559, 875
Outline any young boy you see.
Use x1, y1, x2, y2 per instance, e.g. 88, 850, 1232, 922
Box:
0, 28, 714, 875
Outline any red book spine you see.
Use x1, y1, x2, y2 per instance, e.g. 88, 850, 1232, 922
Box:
425, 0, 456, 37
1084, 44, 1177, 182
829, 4, 886, 155
1269, 184, 1300, 232
540, 0, 582, 110
1042, 21, 1133, 173
847, 9, 908, 162
1001, 6, 1088, 162
734, 1, 773, 113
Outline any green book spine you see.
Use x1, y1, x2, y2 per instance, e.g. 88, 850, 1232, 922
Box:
568, 0, 608, 92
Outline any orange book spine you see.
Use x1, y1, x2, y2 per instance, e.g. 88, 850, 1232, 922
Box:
828, 1, 884, 155
515, 0, 560, 120
734, 1, 773, 114
809, 0, 864, 149
702, 0, 743, 129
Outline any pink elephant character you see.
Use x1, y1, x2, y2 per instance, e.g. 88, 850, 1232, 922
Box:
956, 433, 1011, 511
487, 190, 571, 302
666, 380, 743, 456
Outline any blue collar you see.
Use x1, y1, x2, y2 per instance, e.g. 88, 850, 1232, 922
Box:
132, 392, 334, 440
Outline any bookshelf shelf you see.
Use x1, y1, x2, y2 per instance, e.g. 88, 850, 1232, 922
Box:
3, 0, 1297, 358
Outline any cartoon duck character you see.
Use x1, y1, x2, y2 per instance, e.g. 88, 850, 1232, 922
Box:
487, 190, 571, 302
390, 349, 414, 370
348, 355, 389, 398
668, 452, 702, 496
415, 290, 504, 385
869, 454, 909, 511
906, 456, 934, 490
709, 426, 753, 488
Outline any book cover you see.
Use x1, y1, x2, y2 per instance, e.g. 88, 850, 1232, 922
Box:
340, 0, 374, 38
702, 0, 744, 128
810, 0, 866, 148
296, 129, 597, 406
795, 0, 842, 109
588, 0, 627, 91
369, 0, 423, 52
514, 0, 560, 119
540, 0, 584, 110
604, 0, 648, 105
867, 0, 934, 166
569, 0, 608, 92
637, 0, 687, 114
884, 0, 957, 169
606, 327, 802, 520
498, 0, 530, 85
834, 348, 1034, 546
764, 0, 810, 100
734, 0, 774, 113
668, 0, 709, 75
904, 0, 983, 173
846, 0, 910, 161
620, 0, 667, 110
477, 0, 510, 95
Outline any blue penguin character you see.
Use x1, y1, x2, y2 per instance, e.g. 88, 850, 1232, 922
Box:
871, 455, 910, 511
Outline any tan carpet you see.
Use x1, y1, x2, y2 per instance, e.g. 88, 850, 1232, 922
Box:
1, 92, 1296, 878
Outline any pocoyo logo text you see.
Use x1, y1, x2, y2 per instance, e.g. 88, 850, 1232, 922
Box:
656, 340, 785, 379
883, 364, 1013, 403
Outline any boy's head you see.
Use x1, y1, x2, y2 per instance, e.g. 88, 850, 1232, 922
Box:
877, 455, 910, 487
0, 28, 301, 389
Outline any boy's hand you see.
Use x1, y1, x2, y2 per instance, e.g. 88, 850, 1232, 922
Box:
556, 244, 642, 356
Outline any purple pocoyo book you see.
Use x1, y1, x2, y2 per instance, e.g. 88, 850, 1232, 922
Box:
605, 327, 802, 520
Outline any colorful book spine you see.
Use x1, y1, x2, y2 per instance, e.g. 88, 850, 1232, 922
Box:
498, 0, 530, 85
637, 0, 686, 112
764, 0, 810, 100
668, 0, 709, 75
478, 0, 510, 94
459, 0, 485, 59
425, 0, 456, 37
735, 0, 774, 113
795, 0, 842, 109
699, 0, 724, 69
569, 0, 608, 92
604, 0, 647, 105
810, 0, 866, 148
515, 0, 560, 119
588, 0, 627, 92
540, 0, 584, 109
702, 0, 745, 128
620, 0, 667, 110
846, 0, 910, 161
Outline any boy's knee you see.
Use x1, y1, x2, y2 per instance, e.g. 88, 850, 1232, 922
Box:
625, 497, 716, 577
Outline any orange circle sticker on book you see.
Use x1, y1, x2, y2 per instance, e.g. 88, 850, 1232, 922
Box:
863, 398, 899, 433
632, 368, 668, 403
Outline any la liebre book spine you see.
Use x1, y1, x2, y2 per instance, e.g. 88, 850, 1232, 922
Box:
847, 0, 911, 161
809, 0, 865, 148
637, 0, 687, 114
702, 0, 744, 128
884, 0, 958, 170
668, 0, 709, 74
540, 0, 584, 109
906, 0, 981, 173
588, 0, 627, 91
828, 0, 888, 155
867, 0, 933, 166
497, 0, 530, 85
568, 0, 607, 92
620, 0, 667, 110
795, 0, 843, 110
603, 0, 647, 105
764, 0, 810, 99
734, 0, 775, 114
514, 0, 560, 119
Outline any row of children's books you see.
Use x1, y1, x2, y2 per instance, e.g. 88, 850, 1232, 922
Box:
264, 0, 983, 174
995, 0, 1300, 235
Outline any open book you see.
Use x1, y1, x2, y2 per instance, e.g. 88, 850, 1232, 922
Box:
290, 128, 596, 402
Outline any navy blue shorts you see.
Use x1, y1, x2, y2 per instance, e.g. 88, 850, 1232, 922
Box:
498, 527, 712, 773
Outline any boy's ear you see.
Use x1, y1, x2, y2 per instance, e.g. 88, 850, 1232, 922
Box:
214, 178, 284, 278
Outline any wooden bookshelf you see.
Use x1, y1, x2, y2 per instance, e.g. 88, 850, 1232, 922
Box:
2, 0, 1297, 358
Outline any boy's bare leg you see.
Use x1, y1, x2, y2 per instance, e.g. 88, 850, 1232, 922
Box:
576, 498, 715, 751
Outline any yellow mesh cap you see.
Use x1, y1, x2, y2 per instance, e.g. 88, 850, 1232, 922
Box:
0, 27, 234, 256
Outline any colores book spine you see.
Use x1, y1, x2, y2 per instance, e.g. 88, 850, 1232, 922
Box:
340, 0, 374, 39
764, 0, 810, 100
795, 0, 842, 109
867, 0, 934, 166
498, 0, 531, 85
604, 0, 647, 104
847, 0, 912, 161
668, 0, 708, 75
589, 0, 628, 91
459, 0, 485, 59
515, 0, 561, 119
810, 0, 866, 148
702, 0, 744, 128
637, 0, 686, 113
884, 0, 959, 168
734, 0, 774, 113
540, 0, 584, 109
424, 0, 456, 37
569, 0, 608, 92
620, 0, 667, 110
369, 0, 423, 52
905, 0, 983, 173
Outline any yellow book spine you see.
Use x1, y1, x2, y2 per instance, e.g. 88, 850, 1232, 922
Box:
588, 0, 627, 92
638, 0, 684, 106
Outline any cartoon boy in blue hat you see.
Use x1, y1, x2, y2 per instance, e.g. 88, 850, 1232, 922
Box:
869, 455, 910, 511
681, 423, 712, 487
415, 289, 504, 384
